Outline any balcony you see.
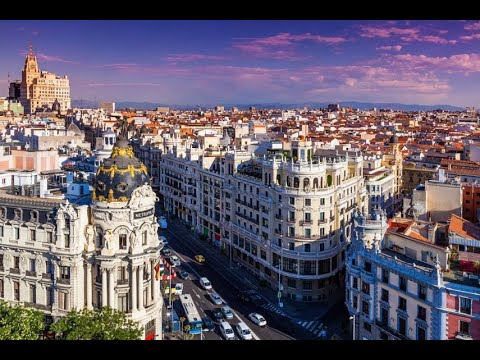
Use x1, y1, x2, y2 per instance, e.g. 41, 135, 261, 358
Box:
330, 216, 335, 222
286, 218, 296, 224
275, 214, 283, 221
318, 219, 327, 225
26, 270, 37, 277
117, 279, 129, 285
57, 277, 71, 285
375, 319, 409, 340
24, 302, 52, 312
455, 332, 473, 340
274, 229, 283, 236
42, 273, 53, 280
300, 219, 313, 226
235, 211, 259, 225
10, 268, 20, 275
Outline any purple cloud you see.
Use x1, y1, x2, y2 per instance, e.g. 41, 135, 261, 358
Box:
465, 22, 480, 31
376, 45, 402, 51
166, 53, 227, 62
359, 25, 455, 44
460, 33, 480, 41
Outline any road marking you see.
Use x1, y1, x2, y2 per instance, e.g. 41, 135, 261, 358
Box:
304, 321, 315, 330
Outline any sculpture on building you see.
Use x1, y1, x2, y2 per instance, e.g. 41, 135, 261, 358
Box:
129, 230, 138, 251
85, 225, 95, 250
104, 229, 113, 250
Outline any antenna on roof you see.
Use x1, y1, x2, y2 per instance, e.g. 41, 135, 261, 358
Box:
29, 41, 33, 56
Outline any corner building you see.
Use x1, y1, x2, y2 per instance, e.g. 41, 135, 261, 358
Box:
0, 138, 163, 340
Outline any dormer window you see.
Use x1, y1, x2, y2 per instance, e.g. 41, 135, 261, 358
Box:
30, 211, 39, 223
14, 209, 22, 221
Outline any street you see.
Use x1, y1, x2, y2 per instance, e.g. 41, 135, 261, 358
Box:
160, 221, 294, 340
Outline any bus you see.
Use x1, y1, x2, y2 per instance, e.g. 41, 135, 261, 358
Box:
179, 294, 203, 335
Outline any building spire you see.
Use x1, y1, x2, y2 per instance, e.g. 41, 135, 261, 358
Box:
29, 41, 33, 56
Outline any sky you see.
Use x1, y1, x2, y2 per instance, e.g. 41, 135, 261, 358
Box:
1, 20, 480, 107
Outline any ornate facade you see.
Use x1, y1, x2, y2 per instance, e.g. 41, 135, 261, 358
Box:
0, 138, 163, 339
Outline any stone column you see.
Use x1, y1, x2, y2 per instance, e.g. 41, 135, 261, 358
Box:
131, 265, 137, 311
151, 260, 157, 301
86, 263, 93, 309
138, 265, 144, 310
108, 268, 115, 308
101, 268, 107, 308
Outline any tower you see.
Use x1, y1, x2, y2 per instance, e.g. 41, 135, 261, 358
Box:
382, 127, 403, 215
19, 43, 40, 114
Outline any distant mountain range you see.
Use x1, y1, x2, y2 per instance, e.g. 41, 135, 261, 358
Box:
72, 99, 465, 112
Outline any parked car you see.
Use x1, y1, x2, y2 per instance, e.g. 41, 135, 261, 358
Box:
169, 255, 181, 267
248, 313, 267, 327
212, 308, 224, 323
161, 248, 172, 257
209, 292, 224, 305
199, 277, 212, 290
201, 317, 215, 332
159, 216, 168, 229
159, 236, 168, 247
163, 283, 183, 296
219, 321, 235, 340
178, 270, 189, 280
195, 254, 205, 263
221, 306, 234, 320
235, 322, 253, 340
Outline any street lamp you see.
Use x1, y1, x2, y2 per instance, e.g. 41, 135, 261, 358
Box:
349, 315, 356, 341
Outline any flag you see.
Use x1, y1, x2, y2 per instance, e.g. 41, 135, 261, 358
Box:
155, 262, 160, 280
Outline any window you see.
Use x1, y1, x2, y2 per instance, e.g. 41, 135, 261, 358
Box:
30, 284, 36, 304
363, 322, 372, 332
352, 295, 358, 309
59, 292, 69, 310
303, 280, 313, 290
0, 254, 3, 268
417, 326, 426, 340
304, 244, 311, 253
119, 234, 127, 250
0, 225, 3, 237
117, 266, 127, 281
30, 229, 36, 241
352, 277, 358, 289
398, 297, 407, 311
14, 256, 20, 269
320, 198, 325, 205
418, 284, 427, 301
362, 282, 370, 295
304, 212, 311, 221
65, 234, 70, 248
382, 268, 389, 283
287, 278, 296, 288
459, 321, 470, 335
0, 279, 3, 298
60, 266, 70, 280
15, 228, 20, 240
399, 276, 407, 292
381, 288, 389, 302
13, 281, 19, 301
30, 258, 35, 272
288, 242, 294, 251
380, 307, 388, 325
364, 261, 372, 272
47, 231, 53, 243
305, 198, 311, 206
417, 306, 426, 321
319, 212, 325, 221
289, 197, 295, 205
289, 211, 295, 221
142, 231, 148, 245
118, 294, 129, 312
260, 250, 266, 260
288, 227, 294, 237
362, 300, 369, 315
459, 297, 472, 315
320, 243, 325, 252
304, 228, 311, 237
398, 316, 406, 336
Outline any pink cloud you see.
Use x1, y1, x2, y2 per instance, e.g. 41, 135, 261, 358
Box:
376, 45, 402, 51
233, 32, 347, 60
166, 53, 227, 62
389, 53, 480, 74
87, 82, 165, 87
35, 52, 76, 64
465, 22, 480, 31
359, 25, 455, 44
460, 33, 480, 41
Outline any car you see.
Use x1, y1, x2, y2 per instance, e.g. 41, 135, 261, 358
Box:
161, 248, 172, 257
158, 263, 165, 273
212, 308, 224, 323
158, 216, 168, 229
169, 255, 181, 267
159, 236, 169, 247
209, 292, 224, 305
199, 277, 212, 290
195, 254, 205, 263
201, 317, 215, 332
248, 313, 267, 327
178, 270, 189, 280
235, 322, 253, 340
219, 321, 235, 340
221, 306, 234, 320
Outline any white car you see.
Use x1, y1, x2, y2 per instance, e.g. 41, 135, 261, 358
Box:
235, 322, 253, 340
219, 321, 235, 340
248, 313, 267, 327
169, 255, 181, 267
159, 235, 168, 247
159, 216, 168, 229
199, 277, 212, 290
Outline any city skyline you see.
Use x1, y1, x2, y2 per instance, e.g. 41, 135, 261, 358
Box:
2, 20, 480, 107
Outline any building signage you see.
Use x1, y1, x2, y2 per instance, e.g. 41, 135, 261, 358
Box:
134, 208, 155, 219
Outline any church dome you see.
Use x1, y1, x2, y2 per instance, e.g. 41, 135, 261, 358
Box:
92, 136, 150, 203
52, 98, 61, 112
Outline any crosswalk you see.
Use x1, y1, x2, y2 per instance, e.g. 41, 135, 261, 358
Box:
296, 320, 327, 338
259, 302, 288, 316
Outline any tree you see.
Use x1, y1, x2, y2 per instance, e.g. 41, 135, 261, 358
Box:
0, 301, 45, 340
51, 307, 142, 340
473, 260, 480, 274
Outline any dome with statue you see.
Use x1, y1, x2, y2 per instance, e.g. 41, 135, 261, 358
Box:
92, 136, 150, 203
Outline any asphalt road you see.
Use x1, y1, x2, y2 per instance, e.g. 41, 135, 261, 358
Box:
160, 222, 293, 340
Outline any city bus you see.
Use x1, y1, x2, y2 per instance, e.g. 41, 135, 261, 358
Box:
179, 294, 203, 335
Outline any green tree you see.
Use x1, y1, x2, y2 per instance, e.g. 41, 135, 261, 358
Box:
51, 307, 142, 340
0, 301, 45, 340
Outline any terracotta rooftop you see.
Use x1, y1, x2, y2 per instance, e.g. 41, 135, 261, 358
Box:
449, 214, 480, 240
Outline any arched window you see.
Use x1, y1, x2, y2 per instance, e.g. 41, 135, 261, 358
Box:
320, 177, 324, 188
327, 175, 332, 187
293, 177, 300, 188
286, 176, 291, 187
313, 178, 319, 189
276, 174, 281, 185
303, 178, 310, 190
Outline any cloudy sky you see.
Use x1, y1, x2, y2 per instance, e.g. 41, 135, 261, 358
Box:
1, 20, 479, 106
